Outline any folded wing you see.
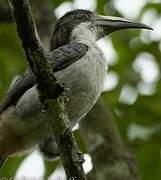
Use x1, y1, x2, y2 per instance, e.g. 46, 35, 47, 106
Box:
0, 42, 88, 114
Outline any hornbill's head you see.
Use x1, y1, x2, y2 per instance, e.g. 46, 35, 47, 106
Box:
50, 9, 152, 50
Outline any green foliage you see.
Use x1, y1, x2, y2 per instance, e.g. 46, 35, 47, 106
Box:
0, 156, 26, 177
0, 0, 161, 179
44, 160, 60, 179
102, 2, 161, 180
0, 24, 26, 98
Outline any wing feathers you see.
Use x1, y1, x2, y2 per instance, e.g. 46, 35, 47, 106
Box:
0, 42, 88, 114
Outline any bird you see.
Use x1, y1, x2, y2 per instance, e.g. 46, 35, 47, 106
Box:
0, 9, 152, 167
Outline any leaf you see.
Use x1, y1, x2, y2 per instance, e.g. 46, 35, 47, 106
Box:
0, 156, 26, 177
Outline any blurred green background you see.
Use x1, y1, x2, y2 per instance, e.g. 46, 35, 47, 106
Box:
0, 0, 161, 179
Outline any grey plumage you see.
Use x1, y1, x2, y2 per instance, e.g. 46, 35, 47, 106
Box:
0, 42, 88, 114
11, 36, 107, 153
0, 9, 152, 165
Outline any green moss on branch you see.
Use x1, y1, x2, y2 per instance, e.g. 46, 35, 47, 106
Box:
9, 0, 87, 179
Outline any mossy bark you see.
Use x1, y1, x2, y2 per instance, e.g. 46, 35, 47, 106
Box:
8, 0, 87, 179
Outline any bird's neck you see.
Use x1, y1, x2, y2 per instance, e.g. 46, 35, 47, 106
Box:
70, 23, 96, 45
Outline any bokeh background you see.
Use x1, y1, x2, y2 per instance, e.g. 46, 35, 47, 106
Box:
0, 0, 161, 179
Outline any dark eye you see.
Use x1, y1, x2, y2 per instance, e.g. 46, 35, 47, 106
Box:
82, 13, 89, 18
76, 13, 89, 19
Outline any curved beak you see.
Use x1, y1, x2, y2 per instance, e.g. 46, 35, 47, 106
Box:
94, 15, 153, 34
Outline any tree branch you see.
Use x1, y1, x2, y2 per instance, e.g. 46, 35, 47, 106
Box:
80, 98, 139, 180
8, 0, 87, 179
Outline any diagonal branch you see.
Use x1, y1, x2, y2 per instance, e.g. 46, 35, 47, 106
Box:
8, 0, 87, 179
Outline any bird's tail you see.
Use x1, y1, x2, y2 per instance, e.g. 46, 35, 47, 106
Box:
0, 156, 7, 168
